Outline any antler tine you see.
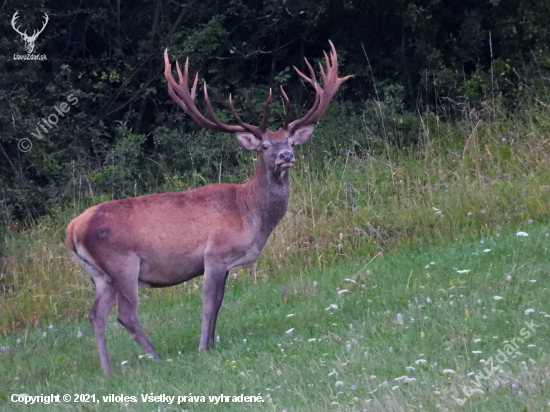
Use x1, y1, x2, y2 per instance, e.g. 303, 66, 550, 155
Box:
203, 82, 229, 129
164, 49, 256, 135
290, 58, 323, 127
228, 95, 262, 135
28, 13, 48, 41
293, 55, 318, 86
280, 86, 291, 130
289, 56, 324, 127
11, 11, 27, 36
322, 51, 331, 77
204, 82, 262, 135
190, 72, 198, 100
175, 59, 186, 88
287, 41, 353, 134
260, 88, 273, 131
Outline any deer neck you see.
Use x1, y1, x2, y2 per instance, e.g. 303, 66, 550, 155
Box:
241, 154, 290, 236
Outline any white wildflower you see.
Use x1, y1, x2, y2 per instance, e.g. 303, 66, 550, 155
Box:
442, 369, 455, 374
525, 309, 535, 315
517, 231, 529, 237
415, 359, 427, 365
493, 296, 504, 300
325, 304, 338, 310
285, 328, 294, 334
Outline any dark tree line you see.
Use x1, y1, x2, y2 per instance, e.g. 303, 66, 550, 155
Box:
0, 0, 549, 224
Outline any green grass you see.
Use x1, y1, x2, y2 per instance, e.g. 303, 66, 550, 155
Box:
2, 103, 550, 333
1, 224, 550, 411
2, 99, 550, 411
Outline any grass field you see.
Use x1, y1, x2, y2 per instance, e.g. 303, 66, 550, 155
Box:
2, 98, 550, 411
1, 223, 549, 411
3, 102, 550, 336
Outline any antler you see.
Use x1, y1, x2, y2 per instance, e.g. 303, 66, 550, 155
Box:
286, 40, 353, 134
164, 50, 272, 138
28, 13, 49, 41
164, 41, 352, 137
11, 12, 27, 37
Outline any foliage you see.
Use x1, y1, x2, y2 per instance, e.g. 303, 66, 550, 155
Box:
0, 0, 550, 222
2, 101, 550, 332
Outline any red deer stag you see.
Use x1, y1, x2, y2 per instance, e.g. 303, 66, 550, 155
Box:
66, 41, 352, 372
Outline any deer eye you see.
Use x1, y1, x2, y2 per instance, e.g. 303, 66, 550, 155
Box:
290, 140, 295, 147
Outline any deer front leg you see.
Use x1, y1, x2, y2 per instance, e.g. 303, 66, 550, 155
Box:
199, 267, 229, 352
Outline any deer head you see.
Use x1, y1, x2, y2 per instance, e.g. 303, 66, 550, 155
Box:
11, 11, 49, 54
164, 41, 352, 182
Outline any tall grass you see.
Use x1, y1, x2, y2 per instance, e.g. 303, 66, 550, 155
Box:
1, 100, 550, 333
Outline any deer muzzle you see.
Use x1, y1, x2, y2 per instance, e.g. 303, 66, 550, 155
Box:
277, 151, 295, 167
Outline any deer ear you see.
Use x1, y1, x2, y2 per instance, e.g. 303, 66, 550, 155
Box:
236, 132, 261, 150
290, 125, 315, 145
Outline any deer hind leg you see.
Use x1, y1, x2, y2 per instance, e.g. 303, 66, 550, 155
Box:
89, 278, 117, 372
113, 257, 161, 360
72, 252, 117, 372
199, 266, 229, 352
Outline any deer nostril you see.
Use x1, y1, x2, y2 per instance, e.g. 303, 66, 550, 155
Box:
280, 151, 294, 162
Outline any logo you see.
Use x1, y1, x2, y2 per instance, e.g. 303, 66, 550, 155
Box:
11, 11, 48, 60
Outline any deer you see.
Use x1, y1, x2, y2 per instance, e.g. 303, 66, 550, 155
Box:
11, 11, 49, 54
65, 41, 352, 372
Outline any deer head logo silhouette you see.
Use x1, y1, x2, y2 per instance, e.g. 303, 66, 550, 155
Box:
11, 11, 49, 54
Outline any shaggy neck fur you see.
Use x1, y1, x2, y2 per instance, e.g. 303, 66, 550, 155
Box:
240, 153, 290, 236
